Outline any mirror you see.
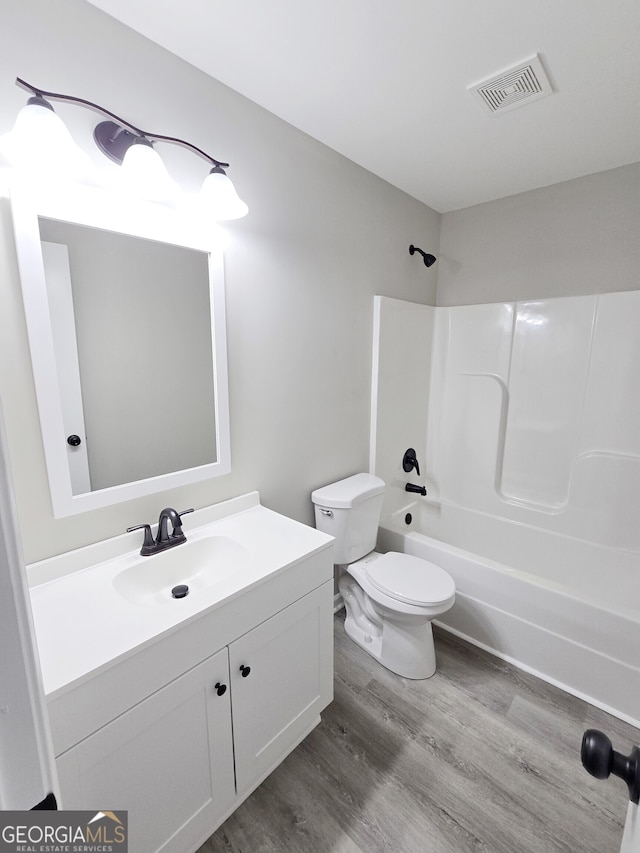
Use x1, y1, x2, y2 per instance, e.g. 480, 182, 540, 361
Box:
10, 183, 230, 517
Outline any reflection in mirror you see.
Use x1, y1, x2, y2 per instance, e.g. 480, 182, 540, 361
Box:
39, 220, 217, 494
11, 185, 230, 517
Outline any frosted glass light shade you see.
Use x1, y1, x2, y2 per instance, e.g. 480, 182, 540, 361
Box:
0, 99, 91, 179
199, 168, 248, 220
119, 140, 179, 203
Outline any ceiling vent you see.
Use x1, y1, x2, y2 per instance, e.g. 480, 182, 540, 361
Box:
468, 54, 553, 115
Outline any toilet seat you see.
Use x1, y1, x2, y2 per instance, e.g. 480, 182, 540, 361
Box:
364, 552, 455, 607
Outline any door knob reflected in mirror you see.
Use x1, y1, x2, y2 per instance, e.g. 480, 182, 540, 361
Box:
67, 434, 82, 446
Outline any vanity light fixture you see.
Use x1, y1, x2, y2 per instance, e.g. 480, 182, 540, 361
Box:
0, 78, 248, 220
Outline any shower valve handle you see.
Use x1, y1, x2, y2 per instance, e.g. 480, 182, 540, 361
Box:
402, 448, 420, 476
581, 729, 640, 803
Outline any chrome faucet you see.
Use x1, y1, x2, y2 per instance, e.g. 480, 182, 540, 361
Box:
127, 507, 194, 556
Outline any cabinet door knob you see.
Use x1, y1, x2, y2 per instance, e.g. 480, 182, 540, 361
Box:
214, 682, 227, 696
239, 665, 251, 678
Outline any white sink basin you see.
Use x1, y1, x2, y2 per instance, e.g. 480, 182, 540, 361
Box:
113, 535, 251, 606
28, 493, 335, 697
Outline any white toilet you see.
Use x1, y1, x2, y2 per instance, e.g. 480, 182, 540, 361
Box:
311, 473, 455, 679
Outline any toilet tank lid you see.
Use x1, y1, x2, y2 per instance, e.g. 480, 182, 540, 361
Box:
311, 473, 385, 508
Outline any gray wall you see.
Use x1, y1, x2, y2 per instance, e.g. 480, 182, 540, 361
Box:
437, 163, 640, 306
0, 0, 439, 562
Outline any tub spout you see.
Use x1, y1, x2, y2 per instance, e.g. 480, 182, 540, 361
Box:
405, 483, 427, 496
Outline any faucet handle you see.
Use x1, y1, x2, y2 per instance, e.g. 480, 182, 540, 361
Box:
402, 448, 421, 476
171, 508, 194, 537
126, 523, 155, 555
176, 506, 194, 524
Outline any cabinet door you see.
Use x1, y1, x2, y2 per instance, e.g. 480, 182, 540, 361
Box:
230, 580, 333, 795
56, 647, 235, 853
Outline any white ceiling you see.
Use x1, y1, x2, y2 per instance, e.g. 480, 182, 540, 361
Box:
85, 0, 640, 213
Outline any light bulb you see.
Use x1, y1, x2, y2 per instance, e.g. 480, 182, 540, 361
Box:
119, 138, 179, 203
198, 167, 248, 220
0, 97, 91, 179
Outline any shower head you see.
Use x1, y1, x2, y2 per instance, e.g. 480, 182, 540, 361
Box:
409, 245, 437, 267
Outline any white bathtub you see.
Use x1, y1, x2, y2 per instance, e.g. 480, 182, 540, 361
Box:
377, 500, 640, 727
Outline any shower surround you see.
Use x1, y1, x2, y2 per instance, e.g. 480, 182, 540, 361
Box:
371, 294, 640, 723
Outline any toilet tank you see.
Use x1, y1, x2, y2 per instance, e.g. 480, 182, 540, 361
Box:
311, 473, 385, 564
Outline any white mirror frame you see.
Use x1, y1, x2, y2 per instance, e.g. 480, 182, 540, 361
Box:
10, 181, 231, 517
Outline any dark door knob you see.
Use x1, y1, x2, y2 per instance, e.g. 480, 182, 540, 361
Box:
239, 665, 251, 678
214, 682, 227, 697
582, 729, 640, 803
67, 434, 82, 447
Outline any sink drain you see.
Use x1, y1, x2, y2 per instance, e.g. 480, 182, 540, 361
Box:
171, 584, 189, 599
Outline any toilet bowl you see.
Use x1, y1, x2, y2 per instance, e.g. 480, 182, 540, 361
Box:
339, 550, 455, 678
311, 473, 455, 679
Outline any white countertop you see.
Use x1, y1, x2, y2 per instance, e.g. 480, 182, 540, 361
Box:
28, 493, 333, 697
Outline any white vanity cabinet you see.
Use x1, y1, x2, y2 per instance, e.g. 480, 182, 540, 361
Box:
51, 573, 333, 853
229, 582, 333, 796
56, 647, 236, 853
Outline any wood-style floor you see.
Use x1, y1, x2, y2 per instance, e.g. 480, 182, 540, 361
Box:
199, 612, 639, 853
